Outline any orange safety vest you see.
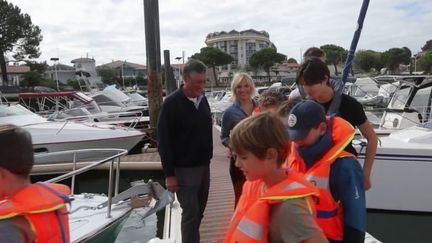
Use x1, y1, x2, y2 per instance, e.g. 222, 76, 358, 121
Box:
285, 116, 356, 241
225, 171, 319, 243
252, 106, 261, 115
0, 182, 71, 243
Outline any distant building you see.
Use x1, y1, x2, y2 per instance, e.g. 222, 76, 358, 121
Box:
205, 29, 276, 71
71, 57, 99, 76
71, 57, 104, 88
97, 60, 147, 79
0, 65, 30, 86
45, 63, 76, 84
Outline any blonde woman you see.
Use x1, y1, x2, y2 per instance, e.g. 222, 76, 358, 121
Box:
220, 72, 257, 207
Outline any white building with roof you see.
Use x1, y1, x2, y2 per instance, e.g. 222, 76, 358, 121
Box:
71, 57, 104, 88
205, 29, 276, 72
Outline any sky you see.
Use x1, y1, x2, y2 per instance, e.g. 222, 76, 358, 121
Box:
7, 0, 432, 67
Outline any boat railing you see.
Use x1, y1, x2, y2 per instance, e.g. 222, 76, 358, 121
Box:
38, 148, 128, 218
50, 109, 146, 129
0, 92, 9, 105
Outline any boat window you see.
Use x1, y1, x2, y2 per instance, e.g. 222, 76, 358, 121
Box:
388, 86, 411, 109
410, 86, 432, 116
0, 105, 34, 117
92, 95, 119, 106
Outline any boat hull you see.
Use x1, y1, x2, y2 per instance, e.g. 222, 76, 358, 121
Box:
34, 134, 144, 164
356, 125, 432, 212
70, 194, 132, 243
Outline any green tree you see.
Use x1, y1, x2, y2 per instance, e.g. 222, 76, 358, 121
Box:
355, 50, 383, 72
382, 48, 411, 73
0, 0, 43, 84
402, 46, 413, 74
20, 71, 43, 89
418, 51, 432, 74
249, 48, 286, 82
25, 60, 48, 74
402, 46, 412, 58
421, 40, 432, 52
136, 75, 147, 86
39, 79, 57, 90
320, 44, 347, 75
191, 47, 233, 86
97, 67, 118, 85
67, 80, 81, 90
287, 58, 298, 64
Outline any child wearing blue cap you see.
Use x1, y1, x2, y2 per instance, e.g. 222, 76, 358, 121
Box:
285, 100, 366, 243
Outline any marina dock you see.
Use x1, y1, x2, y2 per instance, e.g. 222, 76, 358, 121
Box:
31, 127, 235, 242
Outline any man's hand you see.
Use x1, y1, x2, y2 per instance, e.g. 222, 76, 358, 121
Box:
225, 148, 233, 158
364, 174, 371, 191
166, 176, 178, 193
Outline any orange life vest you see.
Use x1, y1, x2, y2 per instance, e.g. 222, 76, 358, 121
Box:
225, 171, 319, 243
252, 106, 261, 115
0, 182, 71, 243
285, 116, 356, 241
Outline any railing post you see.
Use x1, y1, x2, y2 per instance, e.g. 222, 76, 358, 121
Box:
107, 159, 115, 218
115, 153, 121, 196
71, 152, 77, 195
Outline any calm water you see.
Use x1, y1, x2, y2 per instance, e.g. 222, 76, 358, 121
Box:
367, 210, 432, 243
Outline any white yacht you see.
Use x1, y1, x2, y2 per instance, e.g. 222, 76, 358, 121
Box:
18, 91, 149, 129
379, 76, 432, 132
356, 122, 432, 212
0, 103, 144, 164
90, 85, 149, 117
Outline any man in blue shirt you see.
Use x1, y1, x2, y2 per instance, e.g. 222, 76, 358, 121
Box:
286, 100, 366, 243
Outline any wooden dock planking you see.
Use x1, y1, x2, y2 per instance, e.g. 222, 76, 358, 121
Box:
200, 128, 234, 242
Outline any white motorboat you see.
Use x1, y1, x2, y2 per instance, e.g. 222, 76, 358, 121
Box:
90, 85, 149, 117
353, 75, 432, 136
126, 90, 149, 106
355, 122, 432, 212
18, 91, 150, 129
36, 149, 178, 242
379, 76, 432, 132
0, 103, 144, 164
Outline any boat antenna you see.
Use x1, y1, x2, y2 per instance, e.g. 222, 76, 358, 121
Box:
341, 0, 370, 85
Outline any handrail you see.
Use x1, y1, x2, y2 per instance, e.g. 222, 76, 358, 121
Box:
50, 110, 146, 129
42, 148, 127, 183
38, 148, 128, 218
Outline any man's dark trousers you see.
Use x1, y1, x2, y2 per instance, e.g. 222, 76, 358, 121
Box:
175, 164, 210, 243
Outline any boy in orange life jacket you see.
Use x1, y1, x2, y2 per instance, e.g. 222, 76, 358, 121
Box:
0, 124, 71, 243
225, 112, 328, 243
285, 100, 366, 243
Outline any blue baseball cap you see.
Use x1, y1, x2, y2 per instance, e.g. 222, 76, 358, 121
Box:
287, 100, 326, 141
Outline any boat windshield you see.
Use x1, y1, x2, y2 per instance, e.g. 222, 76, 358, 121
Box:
410, 86, 432, 114
388, 86, 411, 109
0, 104, 35, 117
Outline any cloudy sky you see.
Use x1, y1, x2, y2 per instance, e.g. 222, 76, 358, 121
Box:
8, 0, 432, 67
